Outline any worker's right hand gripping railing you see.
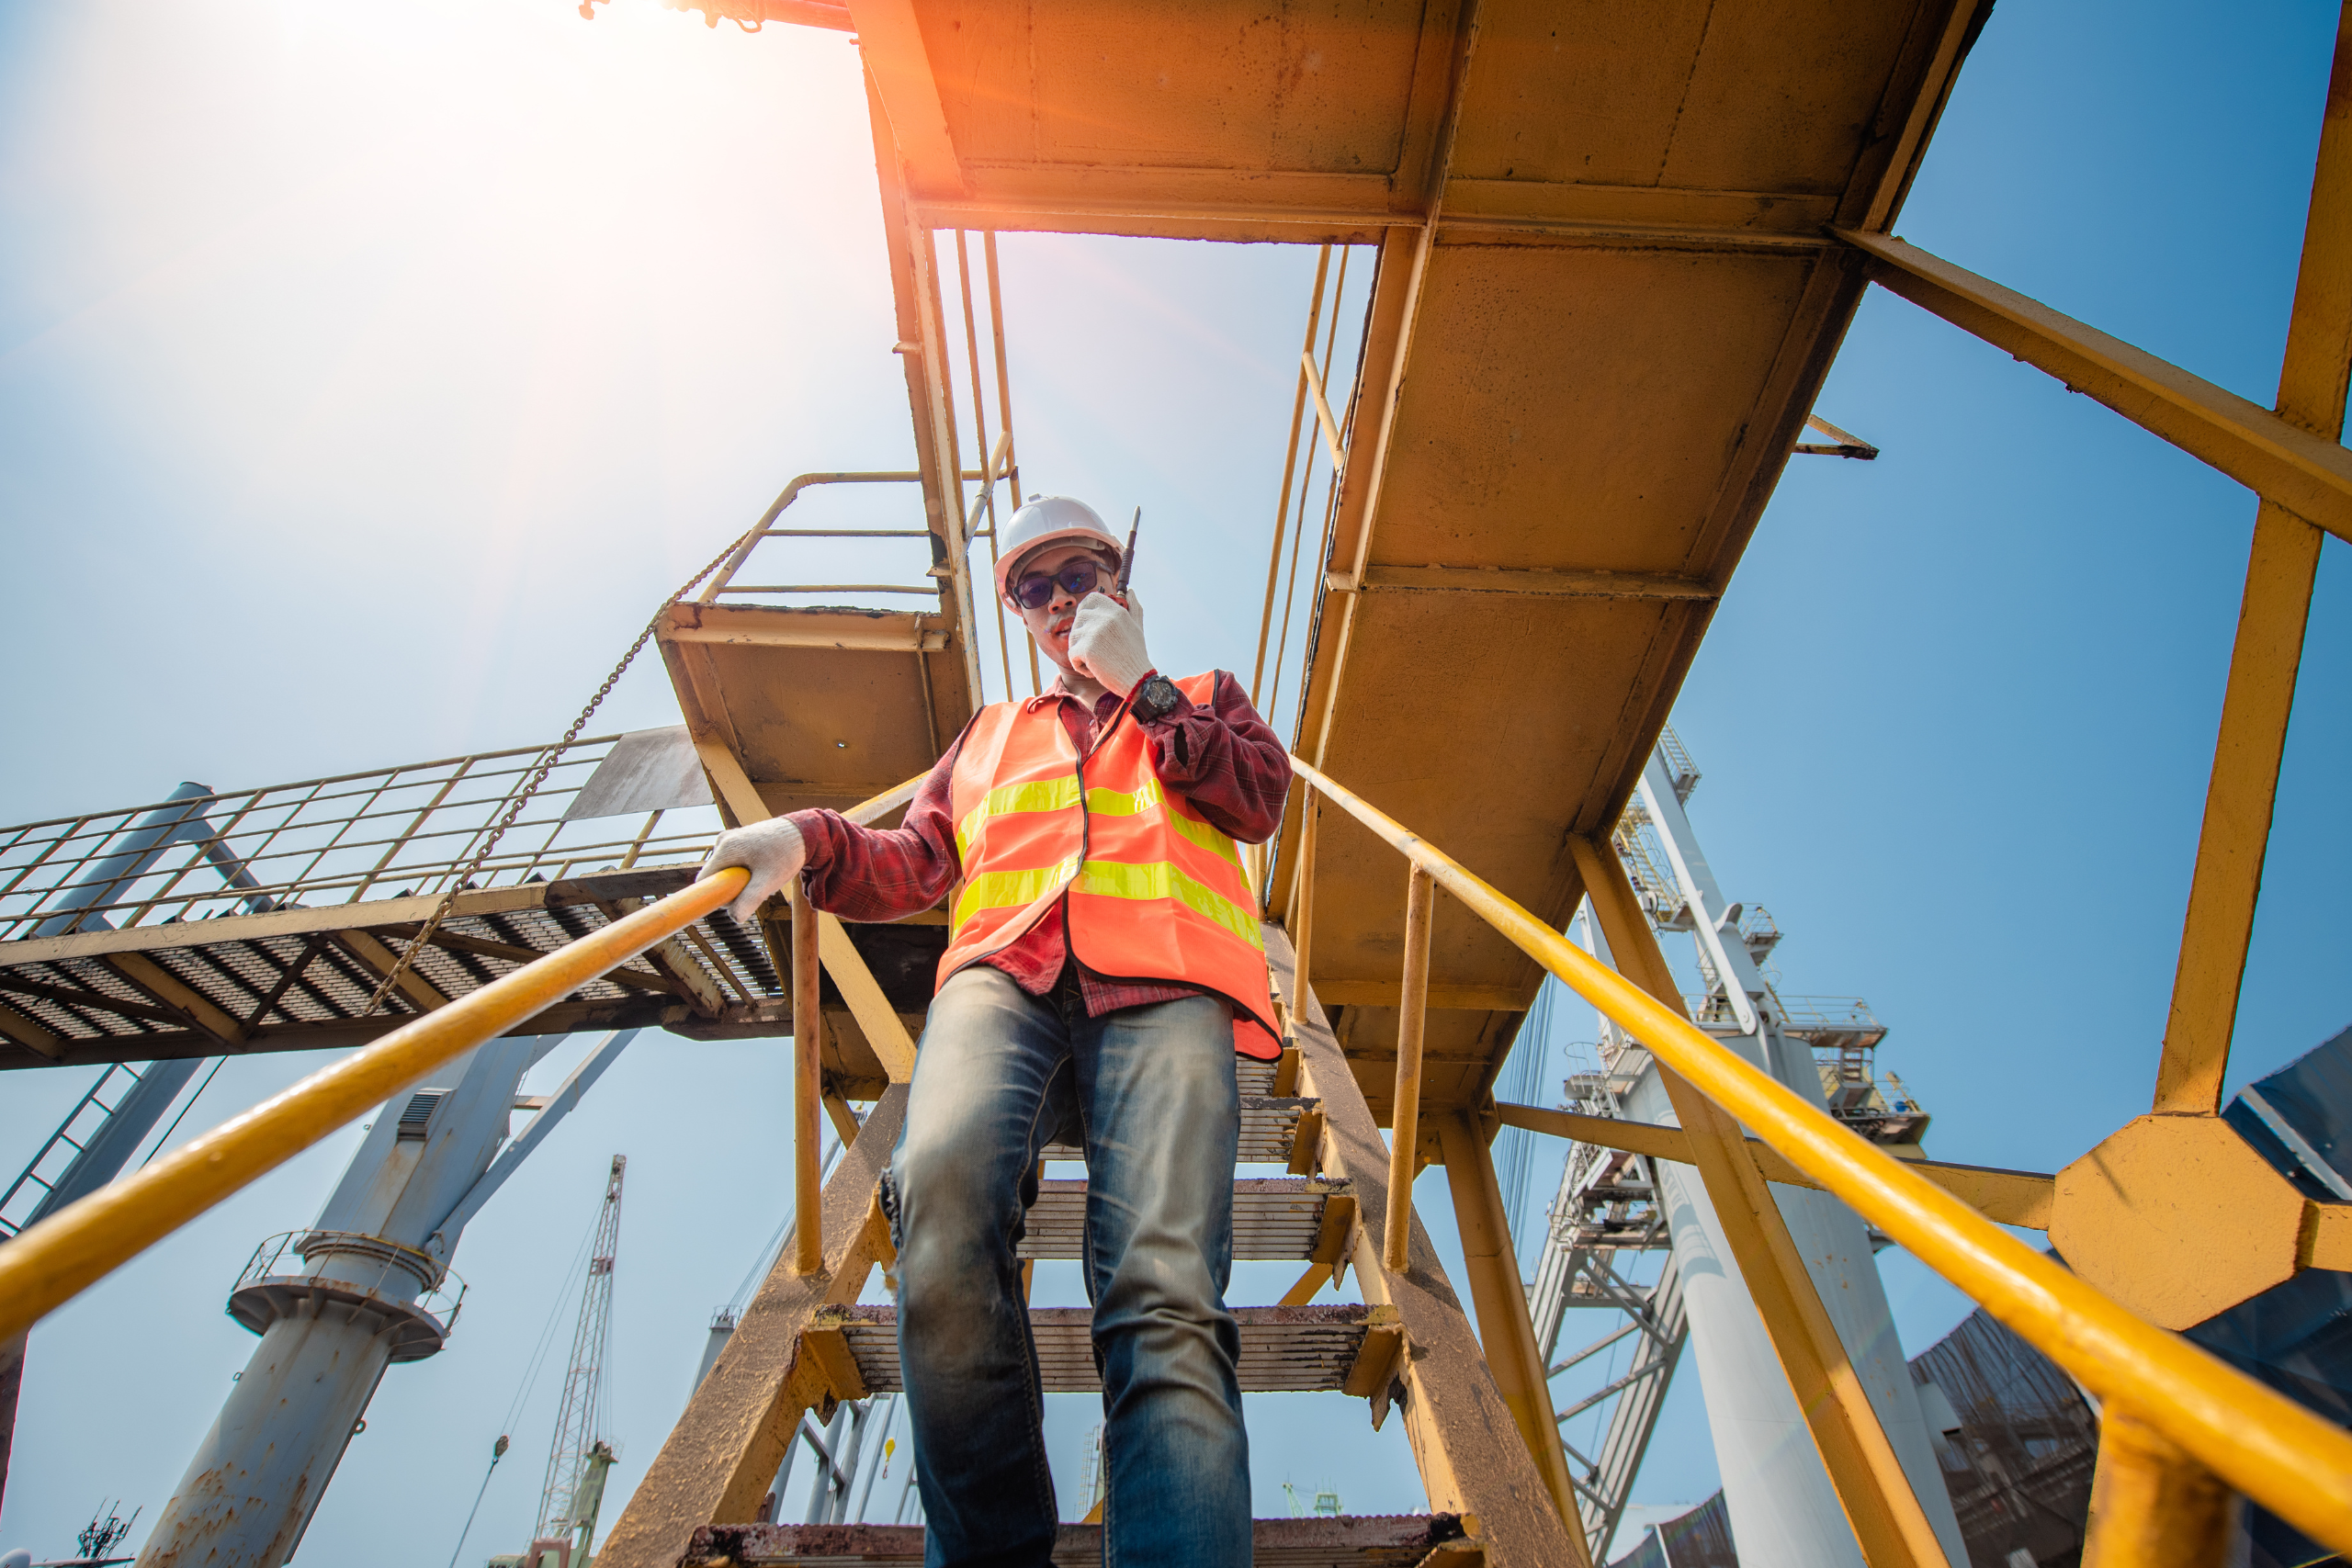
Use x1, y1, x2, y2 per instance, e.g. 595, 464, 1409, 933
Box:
1283, 756, 2352, 1567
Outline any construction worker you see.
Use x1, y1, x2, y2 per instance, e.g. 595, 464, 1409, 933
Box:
700, 494, 1291, 1568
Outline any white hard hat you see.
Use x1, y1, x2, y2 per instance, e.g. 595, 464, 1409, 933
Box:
993, 495, 1122, 604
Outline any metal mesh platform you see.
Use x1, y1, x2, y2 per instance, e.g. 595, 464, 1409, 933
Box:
811, 1303, 1389, 1395
0, 864, 942, 1071
1040, 1093, 1309, 1168
1016, 1177, 1353, 1261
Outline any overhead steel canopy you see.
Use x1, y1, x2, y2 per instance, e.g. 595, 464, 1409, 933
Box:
838, 0, 1989, 1123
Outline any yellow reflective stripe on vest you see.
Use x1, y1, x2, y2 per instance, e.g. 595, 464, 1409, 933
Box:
957, 777, 1080, 861
957, 773, 1239, 869
1159, 804, 1243, 868
952, 855, 1263, 952
1074, 859, 1266, 952
952, 856, 1081, 931
1084, 774, 1159, 818
1089, 775, 1243, 868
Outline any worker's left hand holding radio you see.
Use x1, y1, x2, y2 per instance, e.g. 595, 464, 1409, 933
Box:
699, 815, 806, 924
1069, 588, 1151, 698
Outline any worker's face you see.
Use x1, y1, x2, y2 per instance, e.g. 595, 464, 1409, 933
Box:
1012, 542, 1117, 673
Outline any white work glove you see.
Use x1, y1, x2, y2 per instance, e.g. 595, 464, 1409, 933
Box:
698, 816, 805, 925
1068, 589, 1152, 698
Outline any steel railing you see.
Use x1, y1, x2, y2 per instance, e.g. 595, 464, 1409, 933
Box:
1283, 755, 2352, 1560
0, 771, 922, 1348
6, 747, 2346, 1556
0, 736, 725, 942
0, 865, 748, 1343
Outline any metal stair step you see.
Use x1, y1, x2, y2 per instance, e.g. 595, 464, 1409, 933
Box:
1017, 1177, 1355, 1262
1041, 1093, 1317, 1167
805, 1303, 1402, 1396
686, 1513, 1473, 1566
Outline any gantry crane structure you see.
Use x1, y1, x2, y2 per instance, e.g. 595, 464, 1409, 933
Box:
3, 3, 2352, 1566
1523, 726, 1945, 1562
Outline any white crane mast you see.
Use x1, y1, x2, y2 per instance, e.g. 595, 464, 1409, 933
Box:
535, 1155, 628, 1559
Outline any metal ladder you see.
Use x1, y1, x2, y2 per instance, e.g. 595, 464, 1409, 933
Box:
0, 1056, 201, 1238
597, 928, 1588, 1568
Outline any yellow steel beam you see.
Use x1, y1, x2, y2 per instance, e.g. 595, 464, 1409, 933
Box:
2082, 1410, 2238, 1568
689, 738, 921, 1086
1840, 228, 2352, 546
104, 952, 248, 1048
1494, 1101, 2055, 1231
861, 58, 981, 720
1325, 565, 1718, 601
2154, 1, 2352, 1114
2153, 508, 2326, 1111
1385, 863, 1434, 1271
790, 878, 823, 1277
815, 913, 918, 1083
1276, 924, 1596, 1567
844, 0, 962, 198
1572, 834, 1951, 1568
0, 865, 752, 1346
1289, 754, 2352, 1555
1251, 248, 1331, 703
1299, 0, 1480, 773
1303, 346, 1347, 472
1435, 1111, 1588, 1561
1315, 978, 1532, 1012
334, 929, 452, 1016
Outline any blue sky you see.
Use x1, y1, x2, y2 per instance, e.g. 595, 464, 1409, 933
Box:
1, 0, 2346, 1561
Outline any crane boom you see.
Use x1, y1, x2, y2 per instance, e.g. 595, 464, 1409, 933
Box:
534, 1155, 627, 1559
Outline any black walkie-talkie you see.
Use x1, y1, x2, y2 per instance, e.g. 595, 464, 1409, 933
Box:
1115, 506, 1141, 600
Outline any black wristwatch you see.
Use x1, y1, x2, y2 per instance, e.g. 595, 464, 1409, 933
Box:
1131, 672, 1182, 722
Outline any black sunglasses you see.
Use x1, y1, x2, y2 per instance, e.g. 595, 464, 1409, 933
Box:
1011, 557, 1105, 610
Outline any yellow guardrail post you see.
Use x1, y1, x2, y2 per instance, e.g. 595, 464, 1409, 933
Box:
1290, 783, 1317, 1006
2084, 1408, 2239, 1568
1285, 756, 2352, 1559
790, 878, 824, 1275
0, 866, 752, 1346
1385, 863, 1433, 1272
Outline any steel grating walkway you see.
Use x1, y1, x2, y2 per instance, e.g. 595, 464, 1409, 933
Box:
0, 864, 943, 1077
1016, 1176, 1356, 1261
808, 1303, 1397, 1396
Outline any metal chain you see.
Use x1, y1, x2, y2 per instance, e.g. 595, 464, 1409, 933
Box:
357, 530, 760, 1020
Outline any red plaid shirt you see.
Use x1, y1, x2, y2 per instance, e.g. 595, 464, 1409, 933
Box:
790, 670, 1291, 1015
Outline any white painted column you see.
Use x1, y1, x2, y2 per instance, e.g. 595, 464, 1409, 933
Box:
1612, 759, 1966, 1567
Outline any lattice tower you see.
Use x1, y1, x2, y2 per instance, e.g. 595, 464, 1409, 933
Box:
536, 1154, 628, 1546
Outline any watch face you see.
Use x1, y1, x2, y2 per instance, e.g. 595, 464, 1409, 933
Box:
1141, 676, 1177, 715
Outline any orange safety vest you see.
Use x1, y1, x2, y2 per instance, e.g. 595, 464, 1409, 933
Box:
939, 672, 1282, 1060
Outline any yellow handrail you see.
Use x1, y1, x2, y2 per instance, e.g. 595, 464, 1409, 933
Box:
0, 866, 749, 1346
1286, 756, 2352, 1556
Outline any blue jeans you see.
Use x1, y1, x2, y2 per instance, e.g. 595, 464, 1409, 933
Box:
881, 964, 1250, 1568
